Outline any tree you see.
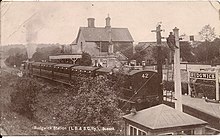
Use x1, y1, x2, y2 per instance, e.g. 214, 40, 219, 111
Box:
199, 24, 216, 42
32, 51, 47, 62
152, 46, 169, 64
130, 52, 145, 64
31, 46, 61, 62
76, 52, 92, 66
33, 76, 123, 135
210, 38, 220, 65
193, 38, 220, 64
5, 53, 28, 67
195, 25, 218, 63
70, 76, 123, 135
180, 41, 195, 62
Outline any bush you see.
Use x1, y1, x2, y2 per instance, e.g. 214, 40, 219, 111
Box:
147, 80, 217, 100
192, 80, 216, 99
75, 52, 92, 66
32, 76, 123, 135
10, 77, 43, 119
163, 80, 188, 94
5, 53, 27, 67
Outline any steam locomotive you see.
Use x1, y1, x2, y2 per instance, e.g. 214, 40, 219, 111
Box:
25, 61, 161, 111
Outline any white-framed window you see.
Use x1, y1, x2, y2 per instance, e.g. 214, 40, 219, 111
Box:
129, 125, 147, 136
158, 132, 174, 136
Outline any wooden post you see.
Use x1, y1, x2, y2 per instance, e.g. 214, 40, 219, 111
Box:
215, 69, 219, 100
151, 24, 163, 104
173, 27, 182, 112
188, 71, 191, 96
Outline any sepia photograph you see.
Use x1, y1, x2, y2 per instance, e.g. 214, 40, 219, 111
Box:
0, 0, 220, 136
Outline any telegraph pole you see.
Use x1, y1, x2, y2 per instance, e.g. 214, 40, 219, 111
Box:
173, 27, 182, 112
152, 24, 163, 104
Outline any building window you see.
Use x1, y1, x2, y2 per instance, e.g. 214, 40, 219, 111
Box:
158, 132, 174, 136
133, 128, 137, 135
129, 125, 147, 136
129, 126, 134, 136
100, 42, 108, 52
81, 42, 83, 51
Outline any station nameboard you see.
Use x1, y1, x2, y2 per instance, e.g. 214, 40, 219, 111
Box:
189, 71, 216, 80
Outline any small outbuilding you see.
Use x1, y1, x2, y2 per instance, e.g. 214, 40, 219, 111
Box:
123, 104, 207, 135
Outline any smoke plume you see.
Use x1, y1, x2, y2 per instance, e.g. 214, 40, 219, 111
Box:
25, 13, 44, 59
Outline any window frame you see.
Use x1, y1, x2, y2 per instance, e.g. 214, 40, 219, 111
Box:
128, 124, 147, 136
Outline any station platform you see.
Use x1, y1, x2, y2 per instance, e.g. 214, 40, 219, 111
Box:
164, 95, 220, 119
164, 95, 220, 131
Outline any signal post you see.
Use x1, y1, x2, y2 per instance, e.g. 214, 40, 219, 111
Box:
167, 27, 183, 112
173, 27, 183, 112
151, 24, 164, 104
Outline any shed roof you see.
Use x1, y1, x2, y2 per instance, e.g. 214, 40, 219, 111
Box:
76, 27, 134, 43
123, 104, 207, 130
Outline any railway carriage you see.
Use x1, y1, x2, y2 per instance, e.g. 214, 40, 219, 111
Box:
28, 61, 161, 111
95, 67, 114, 76
120, 70, 160, 111
31, 62, 42, 76
40, 62, 57, 78
53, 64, 75, 81
71, 66, 100, 78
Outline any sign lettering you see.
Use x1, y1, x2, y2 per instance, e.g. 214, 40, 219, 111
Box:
190, 72, 216, 80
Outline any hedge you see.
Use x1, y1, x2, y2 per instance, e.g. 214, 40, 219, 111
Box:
163, 80, 218, 100
163, 80, 188, 95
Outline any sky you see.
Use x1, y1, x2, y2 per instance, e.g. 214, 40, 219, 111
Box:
1, 0, 220, 45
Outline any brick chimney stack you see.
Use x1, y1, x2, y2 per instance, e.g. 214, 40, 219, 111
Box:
106, 15, 113, 54
88, 18, 95, 27
105, 15, 111, 28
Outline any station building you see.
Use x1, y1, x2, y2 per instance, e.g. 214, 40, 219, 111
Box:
70, 16, 134, 67
123, 104, 207, 136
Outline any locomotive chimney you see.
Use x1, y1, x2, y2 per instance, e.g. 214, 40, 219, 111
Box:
88, 18, 95, 28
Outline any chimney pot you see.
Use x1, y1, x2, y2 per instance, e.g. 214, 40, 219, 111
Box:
88, 18, 95, 27
105, 16, 111, 28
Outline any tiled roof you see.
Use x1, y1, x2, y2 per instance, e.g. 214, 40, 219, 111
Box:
123, 104, 207, 130
136, 41, 168, 51
77, 27, 134, 42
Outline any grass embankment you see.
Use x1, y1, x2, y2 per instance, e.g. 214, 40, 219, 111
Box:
0, 71, 54, 135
